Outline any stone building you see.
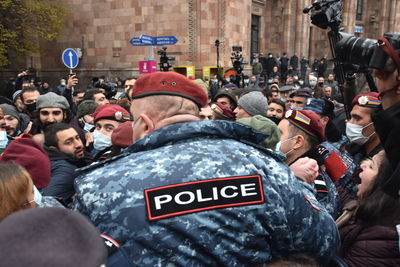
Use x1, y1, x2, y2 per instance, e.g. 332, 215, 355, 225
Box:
3, 0, 400, 82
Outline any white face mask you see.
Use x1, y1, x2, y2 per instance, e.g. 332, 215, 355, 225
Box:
34, 186, 43, 207
244, 79, 250, 84
346, 122, 375, 145
93, 130, 112, 151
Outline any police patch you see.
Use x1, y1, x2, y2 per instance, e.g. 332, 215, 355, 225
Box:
144, 175, 264, 221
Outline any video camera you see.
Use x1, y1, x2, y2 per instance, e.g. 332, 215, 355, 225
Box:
158, 47, 175, 72
92, 77, 117, 98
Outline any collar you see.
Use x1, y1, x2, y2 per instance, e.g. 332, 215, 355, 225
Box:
126, 120, 268, 153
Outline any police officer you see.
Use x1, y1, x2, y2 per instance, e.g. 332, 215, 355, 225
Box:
74, 72, 339, 266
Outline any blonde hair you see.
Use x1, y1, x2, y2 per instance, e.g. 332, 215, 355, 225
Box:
0, 163, 32, 221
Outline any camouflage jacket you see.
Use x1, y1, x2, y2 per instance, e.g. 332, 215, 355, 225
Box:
74, 120, 339, 266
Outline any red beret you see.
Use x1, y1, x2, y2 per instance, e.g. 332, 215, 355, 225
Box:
131, 72, 208, 108
210, 102, 236, 119
111, 121, 133, 148
0, 138, 51, 189
285, 109, 324, 143
93, 104, 131, 124
351, 92, 382, 108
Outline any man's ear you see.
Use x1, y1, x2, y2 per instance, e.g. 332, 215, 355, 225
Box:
292, 135, 305, 150
140, 113, 155, 134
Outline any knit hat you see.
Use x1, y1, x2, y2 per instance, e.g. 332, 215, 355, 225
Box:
210, 102, 236, 120
93, 104, 131, 123
0, 138, 51, 189
131, 72, 208, 108
284, 109, 324, 143
0, 104, 20, 122
352, 92, 382, 108
77, 100, 98, 118
237, 91, 268, 117
237, 115, 281, 149
303, 98, 335, 118
0, 207, 107, 266
12, 90, 22, 102
36, 92, 70, 110
111, 121, 134, 148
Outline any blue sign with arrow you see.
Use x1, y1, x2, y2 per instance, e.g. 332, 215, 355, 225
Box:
130, 37, 147, 46
130, 35, 178, 46
62, 48, 79, 69
155, 36, 178, 46
139, 34, 155, 45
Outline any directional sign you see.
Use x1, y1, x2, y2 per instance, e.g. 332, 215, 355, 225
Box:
139, 34, 155, 45
130, 37, 147, 46
155, 36, 178, 46
62, 48, 79, 69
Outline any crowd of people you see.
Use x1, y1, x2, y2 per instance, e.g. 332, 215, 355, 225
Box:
0, 49, 399, 266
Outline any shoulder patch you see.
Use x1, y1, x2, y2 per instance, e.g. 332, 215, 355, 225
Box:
144, 175, 264, 221
304, 194, 321, 211
100, 234, 120, 256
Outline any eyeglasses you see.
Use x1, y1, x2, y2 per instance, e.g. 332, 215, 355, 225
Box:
40, 110, 62, 116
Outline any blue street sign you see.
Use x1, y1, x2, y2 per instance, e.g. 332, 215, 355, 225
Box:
155, 36, 178, 46
139, 34, 155, 45
62, 48, 79, 69
130, 37, 147, 46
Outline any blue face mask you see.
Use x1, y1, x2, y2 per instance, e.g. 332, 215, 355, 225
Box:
309, 81, 317, 86
291, 106, 304, 111
83, 123, 94, 132
274, 137, 296, 160
93, 130, 112, 151
0, 131, 8, 149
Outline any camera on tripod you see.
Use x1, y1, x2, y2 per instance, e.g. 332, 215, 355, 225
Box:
158, 47, 175, 72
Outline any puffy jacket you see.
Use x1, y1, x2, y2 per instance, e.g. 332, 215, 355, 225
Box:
339, 223, 400, 266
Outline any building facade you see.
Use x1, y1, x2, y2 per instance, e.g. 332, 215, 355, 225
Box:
3, 0, 400, 82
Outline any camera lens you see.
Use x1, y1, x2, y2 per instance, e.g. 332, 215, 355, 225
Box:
335, 33, 378, 67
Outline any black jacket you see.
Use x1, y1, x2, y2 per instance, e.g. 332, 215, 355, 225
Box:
42, 147, 88, 201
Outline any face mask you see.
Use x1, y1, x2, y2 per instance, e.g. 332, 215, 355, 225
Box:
299, 81, 304, 86
211, 79, 218, 83
60, 82, 66, 86
25, 102, 36, 112
93, 130, 112, 151
291, 106, 303, 111
268, 79, 273, 84
309, 81, 317, 86
274, 136, 296, 160
346, 122, 375, 145
83, 122, 94, 132
267, 116, 281, 125
269, 55, 272, 58
318, 82, 324, 86
0, 131, 8, 149
293, 76, 299, 80
34, 186, 43, 207
244, 79, 249, 84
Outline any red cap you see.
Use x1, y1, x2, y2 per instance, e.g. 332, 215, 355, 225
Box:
285, 109, 324, 143
131, 72, 208, 108
93, 104, 131, 124
0, 138, 51, 189
351, 92, 382, 108
111, 121, 133, 148
210, 102, 236, 119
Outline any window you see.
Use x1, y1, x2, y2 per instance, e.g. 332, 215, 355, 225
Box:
251, 15, 260, 55
356, 0, 364, 21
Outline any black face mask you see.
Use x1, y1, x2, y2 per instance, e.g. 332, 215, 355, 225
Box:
267, 116, 281, 125
318, 82, 324, 86
25, 103, 36, 113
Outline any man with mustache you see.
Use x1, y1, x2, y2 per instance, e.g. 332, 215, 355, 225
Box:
42, 123, 88, 205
